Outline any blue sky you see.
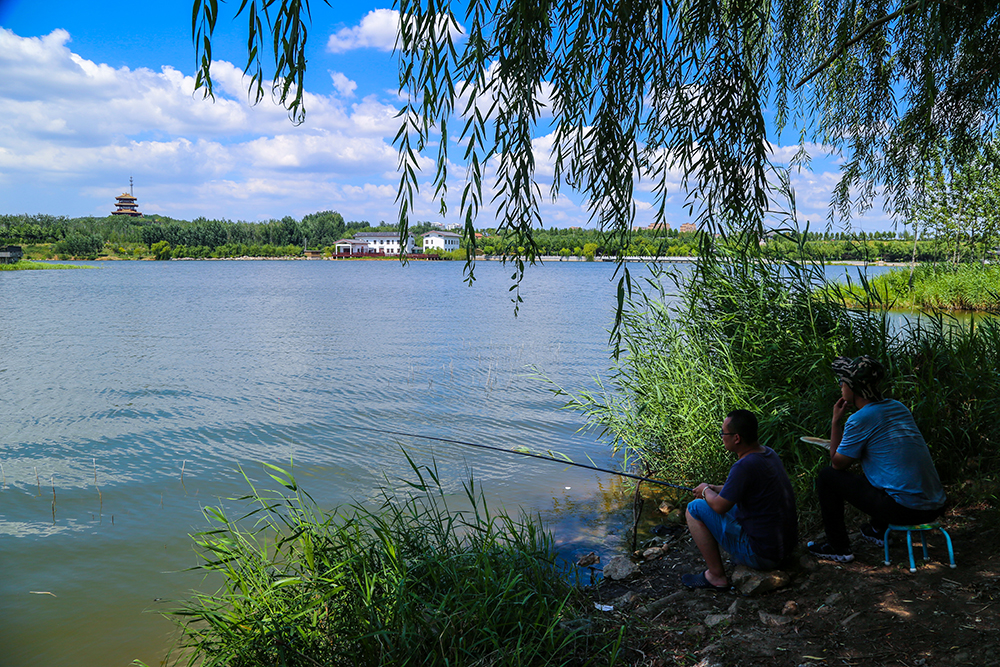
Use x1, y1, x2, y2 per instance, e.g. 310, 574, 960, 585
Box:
0, 0, 893, 231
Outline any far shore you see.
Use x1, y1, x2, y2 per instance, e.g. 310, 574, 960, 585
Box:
26, 255, 924, 267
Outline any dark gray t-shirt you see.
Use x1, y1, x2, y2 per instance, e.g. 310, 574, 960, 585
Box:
719, 447, 798, 562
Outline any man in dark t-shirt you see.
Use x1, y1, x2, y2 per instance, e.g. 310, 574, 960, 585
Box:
682, 410, 798, 590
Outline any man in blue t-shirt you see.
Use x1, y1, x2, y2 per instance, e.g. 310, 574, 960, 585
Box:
808, 355, 946, 563
682, 409, 798, 590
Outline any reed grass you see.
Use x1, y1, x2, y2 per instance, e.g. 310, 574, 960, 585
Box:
165, 461, 623, 667
95, 459, 103, 521
561, 249, 1000, 529
828, 263, 1000, 312
0, 260, 85, 270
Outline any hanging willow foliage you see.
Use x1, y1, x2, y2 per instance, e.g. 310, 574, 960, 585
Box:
191, 0, 1000, 288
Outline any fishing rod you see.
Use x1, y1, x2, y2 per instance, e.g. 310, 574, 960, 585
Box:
340, 424, 695, 493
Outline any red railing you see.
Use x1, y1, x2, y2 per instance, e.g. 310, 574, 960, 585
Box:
328, 251, 442, 260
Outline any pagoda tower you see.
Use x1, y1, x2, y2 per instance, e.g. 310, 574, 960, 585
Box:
112, 177, 143, 217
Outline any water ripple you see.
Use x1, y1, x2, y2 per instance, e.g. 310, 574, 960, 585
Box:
1, 260, 629, 667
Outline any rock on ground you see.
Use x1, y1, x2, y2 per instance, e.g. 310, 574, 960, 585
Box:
731, 565, 791, 596
603, 555, 640, 580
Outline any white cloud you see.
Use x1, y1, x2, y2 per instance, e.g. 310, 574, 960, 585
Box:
239, 132, 398, 173
346, 95, 400, 134
330, 71, 357, 97
0, 29, 400, 147
342, 183, 397, 199
766, 140, 840, 166
326, 9, 466, 57
327, 9, 400, 53
0, 28, 413, 221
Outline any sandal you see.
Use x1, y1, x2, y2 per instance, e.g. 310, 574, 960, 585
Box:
681, 571, 730, 591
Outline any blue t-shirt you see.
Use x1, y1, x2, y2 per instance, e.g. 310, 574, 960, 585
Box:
837, 399, 946, 510
719, 447, 798, 562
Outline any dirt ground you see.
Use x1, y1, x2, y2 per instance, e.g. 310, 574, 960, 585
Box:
583, 502, 1000, 666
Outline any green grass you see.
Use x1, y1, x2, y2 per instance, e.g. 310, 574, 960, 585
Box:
828, 263, 1000, 312
163, 461, 624, 667
17, 244, 56, 260
0, 260, 88, 270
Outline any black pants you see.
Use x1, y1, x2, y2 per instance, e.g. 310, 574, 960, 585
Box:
816, 466, 942, 550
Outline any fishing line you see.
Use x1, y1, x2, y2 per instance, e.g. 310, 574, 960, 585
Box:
340, 424, 694, 492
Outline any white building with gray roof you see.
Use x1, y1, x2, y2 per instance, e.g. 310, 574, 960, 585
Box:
353, 231, 415, 254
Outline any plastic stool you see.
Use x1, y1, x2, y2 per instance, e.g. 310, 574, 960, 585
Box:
883, 522, 956, 572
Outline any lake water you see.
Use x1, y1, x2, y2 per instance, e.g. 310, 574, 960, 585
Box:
0, 258, 648, 667
0, 258, 903, 666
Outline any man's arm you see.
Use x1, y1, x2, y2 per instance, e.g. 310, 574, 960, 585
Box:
830, 398, 856, 470
694, 483, 734, 514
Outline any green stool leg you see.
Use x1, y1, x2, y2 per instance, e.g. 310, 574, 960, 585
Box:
939, 526, 957, 569
906, 529, 917, 573
883, 528, 892, 566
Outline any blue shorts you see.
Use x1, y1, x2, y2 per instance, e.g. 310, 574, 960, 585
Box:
687, 499, 777, 570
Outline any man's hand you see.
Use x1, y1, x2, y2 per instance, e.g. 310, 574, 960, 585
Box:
832, 397, 849, 424
693, 483, 723, 500
691, 483, 732, 513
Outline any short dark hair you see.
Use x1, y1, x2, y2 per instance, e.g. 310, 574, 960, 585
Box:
726, 409, 758, 443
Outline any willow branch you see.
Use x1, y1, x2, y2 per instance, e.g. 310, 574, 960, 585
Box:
795, 0, 931, 89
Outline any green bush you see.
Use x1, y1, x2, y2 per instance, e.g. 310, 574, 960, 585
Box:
53, 233, 103, 259
170, 245, 213, 259
151, 240, 172, 260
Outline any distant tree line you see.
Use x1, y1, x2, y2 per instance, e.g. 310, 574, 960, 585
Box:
760, 237, 961, 263
0, 211, 357, 249
0, 212, 442, 260
484, 227, 980, 263
480, 227, 700, 259
0, 211, 995, 263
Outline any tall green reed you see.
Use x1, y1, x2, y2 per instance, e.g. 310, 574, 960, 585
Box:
165, 460, 623, 667
828, 263, 1000, 313
560, 250, 842, 487
0, 260, 83, 271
